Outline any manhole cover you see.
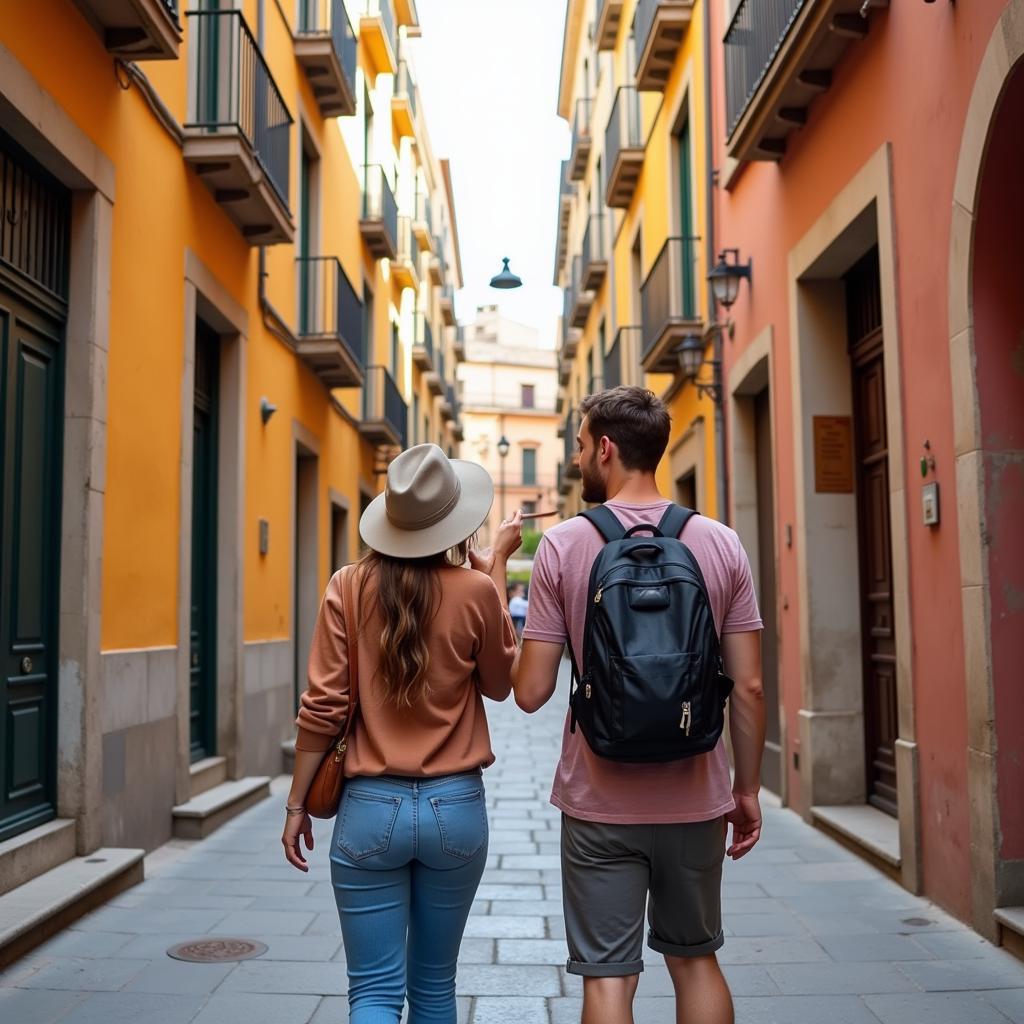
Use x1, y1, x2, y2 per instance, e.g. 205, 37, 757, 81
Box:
167, 938, 268, 963
900, 917, 933, 927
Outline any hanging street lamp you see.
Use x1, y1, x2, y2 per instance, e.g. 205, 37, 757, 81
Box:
489, 257, 523, 289
707, 248, 752, 310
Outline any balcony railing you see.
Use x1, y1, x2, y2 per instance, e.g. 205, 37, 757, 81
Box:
184, 9, 293, 244
394, 215, 419, 289
296, 257, 364, 387
295, 0, 357, 116
640, 236, 702, 373
361, 365, 407, 448
392, 58, 418, 137
428, 345, 446, 398
360, 164, 398, 259
605, 86, 644, 208
595, 0, 624, 50
563, 411, 581, 480
606, 327, 638, 390
452, 323, 466, 361
439, 283, 456, 327
581, 213, 608, 292
561, 289, 580, 357
554, 158, 576, 282
360, 0, 397, 74
78, 0, 181, 58
569, 97, 593, 181
634, 0, 695, 92
723, 0, 881, 163
412, 311, 435, 371
413, 191, 433, 250
569, 253, 593, 328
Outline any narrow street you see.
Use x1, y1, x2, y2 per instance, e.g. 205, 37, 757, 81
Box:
2, 661, 1023, 1024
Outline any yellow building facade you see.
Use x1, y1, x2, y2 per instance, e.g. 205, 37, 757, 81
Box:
0, 0, 463, 895
554, 0, 720, 518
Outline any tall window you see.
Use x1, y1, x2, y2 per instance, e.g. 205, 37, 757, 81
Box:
676, 116, 695, 315
522, 447, 537, 486
521, 384, 535, 409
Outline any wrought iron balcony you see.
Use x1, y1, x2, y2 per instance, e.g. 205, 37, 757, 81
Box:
569, 97, 593, 181
361, 365, 407, 448
360, 164, 398, 260
296, 257, 364, 388
393, 216, 419, 290
78, 0, 180, 59
581, 213, 608, 293
724, 0, 885, 163
606, 327, 639, 390
427, 346, 445, 398
569, 254, 593, 328
563, 412, 581, 480
640, 236, 703, 373
392, 58, 418, 137
412, 311, 434, 371
450, 385, 464, 441
439, 284, 456, 327
606, 86, 644, 208
554, 159, 576, 283
184, 9, 293, 245
360, 0, 397, 75
413, 192, 433, 251
428, 248, 444, 287
595, 0, 624, 50
561, 289, 581, 358
295, 0, 357, 118
634, 0, 695, 92
452, 324, 466, 361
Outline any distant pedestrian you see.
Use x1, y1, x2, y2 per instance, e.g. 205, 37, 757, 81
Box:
508, 583, 529, 637
282, 443, 523, 1023
512, 387, 766, 1024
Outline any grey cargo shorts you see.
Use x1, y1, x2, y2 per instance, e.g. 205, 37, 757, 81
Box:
560, 813, 726, 976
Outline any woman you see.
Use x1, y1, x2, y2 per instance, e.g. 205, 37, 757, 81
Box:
282, 443, 522, 1024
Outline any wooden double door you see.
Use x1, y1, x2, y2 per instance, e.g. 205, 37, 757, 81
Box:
846, 248, 899, 817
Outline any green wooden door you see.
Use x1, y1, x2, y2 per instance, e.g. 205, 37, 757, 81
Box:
190, 320, 219, 763
0, 288, 63, 842
677, 120, 695, 317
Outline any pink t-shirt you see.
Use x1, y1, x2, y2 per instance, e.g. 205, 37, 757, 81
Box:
523, 500, 763, 825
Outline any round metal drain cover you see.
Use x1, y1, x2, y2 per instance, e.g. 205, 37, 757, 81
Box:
900, 917, 933, 928
167, 938, 268, 963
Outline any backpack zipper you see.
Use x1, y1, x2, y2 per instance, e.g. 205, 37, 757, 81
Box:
680, 702, 692, 735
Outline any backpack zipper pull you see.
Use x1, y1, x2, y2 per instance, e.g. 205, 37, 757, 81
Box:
680, 702, 691, 736
594, 587, 603, 604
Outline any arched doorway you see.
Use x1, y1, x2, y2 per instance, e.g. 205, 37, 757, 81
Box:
949, 2, 1024, 943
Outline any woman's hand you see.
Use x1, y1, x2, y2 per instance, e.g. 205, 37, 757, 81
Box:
282, 810, 315, 872
469, 510, 523, 574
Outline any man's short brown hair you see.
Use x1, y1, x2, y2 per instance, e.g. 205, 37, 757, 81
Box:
578, 386, 671, 472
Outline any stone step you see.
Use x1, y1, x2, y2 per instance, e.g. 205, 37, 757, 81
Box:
0, 847, 144, 968
995, 907, 1024, 961
171, 776, 271, 840
189, 754, 227, 799
0, 819, 76, 897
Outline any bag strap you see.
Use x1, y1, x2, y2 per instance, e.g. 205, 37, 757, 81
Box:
578, 505, 627, 542
338, 567, 360, 742
658, 502, 696, 540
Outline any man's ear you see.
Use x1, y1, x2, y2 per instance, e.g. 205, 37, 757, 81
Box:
598, 435, 615, 464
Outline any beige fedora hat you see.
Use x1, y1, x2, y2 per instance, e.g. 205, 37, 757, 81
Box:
359, 444, 494, 559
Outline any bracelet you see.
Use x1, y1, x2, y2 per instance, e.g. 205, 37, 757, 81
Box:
285, 804, 306, 816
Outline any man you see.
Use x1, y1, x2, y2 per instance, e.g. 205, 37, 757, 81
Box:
513, 386, 765, 1024
508, 583, 529, 637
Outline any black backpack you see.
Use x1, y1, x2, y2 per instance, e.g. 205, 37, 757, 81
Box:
567, 503, 734, 763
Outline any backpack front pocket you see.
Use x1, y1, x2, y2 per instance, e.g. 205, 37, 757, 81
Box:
610, 652, 704, 745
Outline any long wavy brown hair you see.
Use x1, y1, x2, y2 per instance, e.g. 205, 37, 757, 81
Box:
357, 539, 471, 707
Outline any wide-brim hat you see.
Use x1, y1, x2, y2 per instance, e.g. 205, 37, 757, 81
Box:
359, 443, 494, 559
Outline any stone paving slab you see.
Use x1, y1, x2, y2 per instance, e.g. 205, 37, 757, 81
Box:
2, 659, 1024, 1022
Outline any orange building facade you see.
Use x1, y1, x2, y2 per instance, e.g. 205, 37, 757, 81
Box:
0, 0, 464, 919
709, 0, 1024, 944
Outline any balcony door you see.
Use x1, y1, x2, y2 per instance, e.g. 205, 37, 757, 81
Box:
674, 117, 695, 316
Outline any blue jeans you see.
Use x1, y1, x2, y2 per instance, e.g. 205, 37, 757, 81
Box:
330, 772, 488, 1024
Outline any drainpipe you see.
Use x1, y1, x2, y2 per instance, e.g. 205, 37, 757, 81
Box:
704, 0, 729, 526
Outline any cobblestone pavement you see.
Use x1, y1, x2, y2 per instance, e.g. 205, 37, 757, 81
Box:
3, 660, 1024, 1023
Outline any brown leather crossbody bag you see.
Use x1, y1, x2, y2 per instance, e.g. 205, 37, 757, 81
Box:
306, 569, 360, 819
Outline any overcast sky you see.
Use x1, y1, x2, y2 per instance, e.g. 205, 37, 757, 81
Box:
409, 0, 569, 349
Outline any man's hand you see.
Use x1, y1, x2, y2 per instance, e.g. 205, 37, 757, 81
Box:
725, 790, 761, 860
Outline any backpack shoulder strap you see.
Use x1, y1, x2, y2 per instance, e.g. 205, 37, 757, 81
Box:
578, 505, 627, 543
658, 502, 696, 540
